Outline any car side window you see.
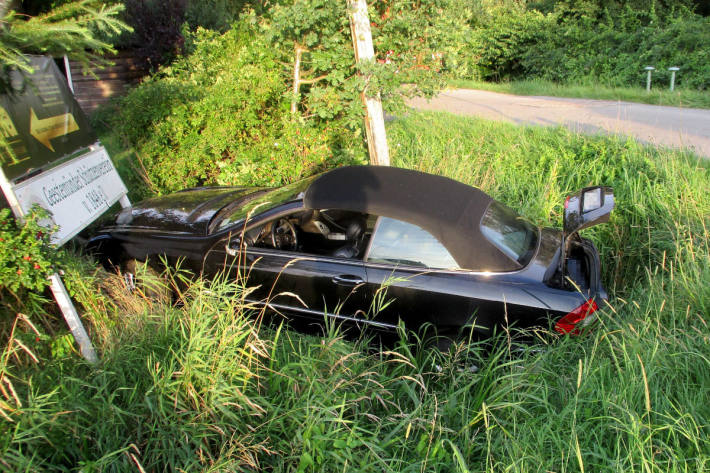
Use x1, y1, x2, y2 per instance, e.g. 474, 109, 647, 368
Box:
366, 217, 459, 269
234, 209, 373, 259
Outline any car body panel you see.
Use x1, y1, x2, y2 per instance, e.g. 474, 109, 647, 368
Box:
207, 243, 369, 323
89, 166, 613, 338
116, 187, 254, 234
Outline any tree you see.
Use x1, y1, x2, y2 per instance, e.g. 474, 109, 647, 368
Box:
0, 0, 130, 92
262, 0, 472, 127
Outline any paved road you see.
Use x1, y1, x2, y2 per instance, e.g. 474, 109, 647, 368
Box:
408, 89, 710, 158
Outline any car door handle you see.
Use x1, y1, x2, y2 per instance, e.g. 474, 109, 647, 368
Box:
332, 275, 364, 286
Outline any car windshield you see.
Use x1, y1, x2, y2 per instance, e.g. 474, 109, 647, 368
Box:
480, 201, 538, 266
213, 176, 316, 232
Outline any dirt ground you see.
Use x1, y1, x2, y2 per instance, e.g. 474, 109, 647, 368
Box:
408, 89, 710, 158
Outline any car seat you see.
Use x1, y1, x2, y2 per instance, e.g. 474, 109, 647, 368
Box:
331, 219, 366, 258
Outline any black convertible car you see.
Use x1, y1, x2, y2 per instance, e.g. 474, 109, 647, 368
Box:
89, 166, 614, 338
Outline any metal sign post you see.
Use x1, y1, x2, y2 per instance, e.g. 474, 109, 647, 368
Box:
668, 67, 680, 91
48, 273, 98, 363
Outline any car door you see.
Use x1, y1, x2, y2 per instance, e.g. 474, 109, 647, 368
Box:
206, 224, 370, 329
361, 217, 501, 337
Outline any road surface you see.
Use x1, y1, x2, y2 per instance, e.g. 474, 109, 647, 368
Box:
408, 89, 710, 158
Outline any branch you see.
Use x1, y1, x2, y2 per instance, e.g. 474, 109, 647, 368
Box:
298, 74, 329, 85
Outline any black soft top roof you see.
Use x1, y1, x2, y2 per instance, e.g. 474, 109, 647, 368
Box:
304, 166, 521, 272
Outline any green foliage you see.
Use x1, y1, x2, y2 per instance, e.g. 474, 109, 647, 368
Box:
521, 8, 710, 89
469, 5, 552, 81
371, 0, 475, 89
1, 114, 709, 471
111, 25, 350, 193
459, 1, 710, 90
264, 0, 471, 121
0, 207, 61, 295
106, 0, 476, 194
184, 0, 248, 31
0, 0, 131, 90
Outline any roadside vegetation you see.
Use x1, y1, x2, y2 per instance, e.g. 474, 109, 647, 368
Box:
448, 78, 710, 109
1, 0, 709, 470
456, 1, 710, 102
2, 112, 709, 471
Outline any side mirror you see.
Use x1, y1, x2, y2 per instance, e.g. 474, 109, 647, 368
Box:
563, 186, 614, 237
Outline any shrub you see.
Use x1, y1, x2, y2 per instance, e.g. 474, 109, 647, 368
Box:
0, 207, 64, 352
469, 7, 552, 81
0, 207, 61, 299
459, 3, 710, 90
184, 0, 246, 31
112, 25, 356, 194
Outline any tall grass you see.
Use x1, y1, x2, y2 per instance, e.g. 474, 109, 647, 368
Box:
1, 113, 708, 471
1, 269, 270, 471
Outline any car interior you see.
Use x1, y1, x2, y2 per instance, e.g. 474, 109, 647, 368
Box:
243, 209, 377, 259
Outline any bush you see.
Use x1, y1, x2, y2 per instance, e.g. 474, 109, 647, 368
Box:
0, 207, 64, 357
0, 208, 61, 300
112, 25, 357, 194
184, 0, 246, 31
469, 7, 552, 81
460, 3, 710, 90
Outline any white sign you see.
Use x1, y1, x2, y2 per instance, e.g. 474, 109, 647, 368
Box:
13, 146, 127, 246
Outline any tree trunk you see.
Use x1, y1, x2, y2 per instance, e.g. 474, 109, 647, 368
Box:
291, 44, 305, 115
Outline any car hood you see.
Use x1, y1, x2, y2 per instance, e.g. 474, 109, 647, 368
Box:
113, 187, 259, 235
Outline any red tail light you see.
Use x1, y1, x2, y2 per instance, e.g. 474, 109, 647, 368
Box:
555, 299, 598, 334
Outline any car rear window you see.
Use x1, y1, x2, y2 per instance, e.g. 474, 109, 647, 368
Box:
480, 201, 538, 266
366, 217, 460, 269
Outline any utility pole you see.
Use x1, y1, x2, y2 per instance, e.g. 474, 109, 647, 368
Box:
347, 0, 390, 166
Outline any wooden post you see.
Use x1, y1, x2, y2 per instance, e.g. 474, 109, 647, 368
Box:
347, 0, 390, 166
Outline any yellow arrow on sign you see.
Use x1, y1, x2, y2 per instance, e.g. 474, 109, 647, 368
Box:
30, 108, 79, 152
0, 106, 18, 138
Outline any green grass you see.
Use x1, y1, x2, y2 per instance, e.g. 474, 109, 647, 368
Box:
448, 78, 710, 109
1, 113, 708, 471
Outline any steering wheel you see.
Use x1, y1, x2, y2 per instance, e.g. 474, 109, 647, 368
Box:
270, 218, 298, 251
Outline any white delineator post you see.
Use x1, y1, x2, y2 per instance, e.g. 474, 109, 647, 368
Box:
347, 0, 390, 166
668, 67, 679, 91
645, 66, 655, 92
